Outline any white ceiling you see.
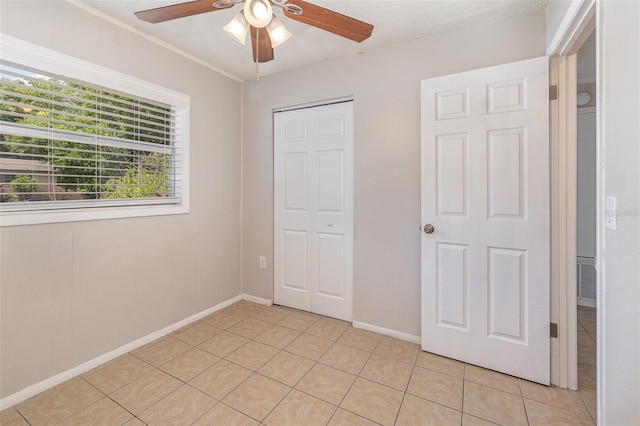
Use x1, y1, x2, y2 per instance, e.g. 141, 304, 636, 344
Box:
80, 0, 549, 81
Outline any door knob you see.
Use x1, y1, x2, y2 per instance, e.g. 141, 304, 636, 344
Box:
424, 224, 435, 234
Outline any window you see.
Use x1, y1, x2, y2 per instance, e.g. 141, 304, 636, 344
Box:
0, 36, 189, 226
0, 174, 16, 184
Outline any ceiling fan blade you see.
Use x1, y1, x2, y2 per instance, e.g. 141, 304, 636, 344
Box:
135, 0, 230, 24
250, 27, 275, 63
284, 0, 373, 42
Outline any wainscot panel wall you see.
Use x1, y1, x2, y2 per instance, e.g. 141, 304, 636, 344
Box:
0, 1, 241, 399
241, 11, 547, 337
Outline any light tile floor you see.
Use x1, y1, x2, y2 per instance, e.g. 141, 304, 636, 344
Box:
1, 302, 598, 425
577, 305, 597, 422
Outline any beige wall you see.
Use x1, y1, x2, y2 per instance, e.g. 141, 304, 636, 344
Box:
0, 2, 241, 398
241, 11, 547, 336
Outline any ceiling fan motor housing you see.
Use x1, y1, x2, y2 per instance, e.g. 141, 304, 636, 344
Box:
244, 0, 273, 27
134, 0, 373, 63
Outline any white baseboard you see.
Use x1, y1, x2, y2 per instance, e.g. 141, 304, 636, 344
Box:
242, 293, 272, 306
0, 294, 242, 410
352, 321, 421, 345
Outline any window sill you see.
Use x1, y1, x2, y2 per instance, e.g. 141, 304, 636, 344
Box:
0, 203, 189, 227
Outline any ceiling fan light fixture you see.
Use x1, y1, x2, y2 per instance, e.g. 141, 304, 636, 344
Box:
243, 0, 273, 28
265, 15, 291, 47
223, 11, 250, 45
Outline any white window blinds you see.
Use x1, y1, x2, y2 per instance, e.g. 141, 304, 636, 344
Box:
0, 59, 184, 211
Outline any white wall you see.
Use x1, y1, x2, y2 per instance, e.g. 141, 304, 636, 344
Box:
599, 1, 640, 423
576, 22, 597, 261
241, 11, 547, 336
576, 30, 597, 261
577, 109, 597, 259
0, 1, 241, 399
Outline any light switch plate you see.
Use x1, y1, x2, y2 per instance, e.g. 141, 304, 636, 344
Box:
605, 196, 617, 230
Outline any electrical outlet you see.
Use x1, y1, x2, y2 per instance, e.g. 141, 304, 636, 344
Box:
259, 256, 267, 269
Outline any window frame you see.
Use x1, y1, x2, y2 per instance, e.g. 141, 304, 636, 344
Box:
0, 35, 190, 227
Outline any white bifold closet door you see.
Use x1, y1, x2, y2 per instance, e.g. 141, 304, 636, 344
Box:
273, 100, 354, 321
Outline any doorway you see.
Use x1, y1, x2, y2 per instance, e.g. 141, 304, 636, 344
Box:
273, 100, 354, 321
546, 0, 597, 392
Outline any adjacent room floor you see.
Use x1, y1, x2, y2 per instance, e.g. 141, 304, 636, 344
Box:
1, 301, 597, 425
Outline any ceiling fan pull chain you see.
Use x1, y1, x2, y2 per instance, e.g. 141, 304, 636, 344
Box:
255, 28, 260, 81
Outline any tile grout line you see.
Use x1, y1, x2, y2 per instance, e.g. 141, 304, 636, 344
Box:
247, 306, 336, 424
148, 313, 254, 422
202, 305, 313, 424
287, 323, 347, 421
83, 349, 185, 425
223, 320, 292, 424
11, 405, 32, 426
229, 309, 427, 425
81, 375, 137, 424
8, 301, 597, 426
338, 334, 408, 425
460, 363, 466, 425
272, 318, 381, 425
391, 359, 416, 425
519, 381, 531, 425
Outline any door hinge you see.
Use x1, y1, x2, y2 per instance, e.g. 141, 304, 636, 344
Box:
550, 322, 558, 338
549, 85, 558, 101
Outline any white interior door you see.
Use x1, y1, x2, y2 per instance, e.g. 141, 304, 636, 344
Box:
421, 57, 550, 384
274, 101, 353, 321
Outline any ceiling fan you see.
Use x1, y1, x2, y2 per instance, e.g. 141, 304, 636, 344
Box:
134, 0, 374, 64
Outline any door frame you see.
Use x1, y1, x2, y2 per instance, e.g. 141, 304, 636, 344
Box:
546, 0, 596, 391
